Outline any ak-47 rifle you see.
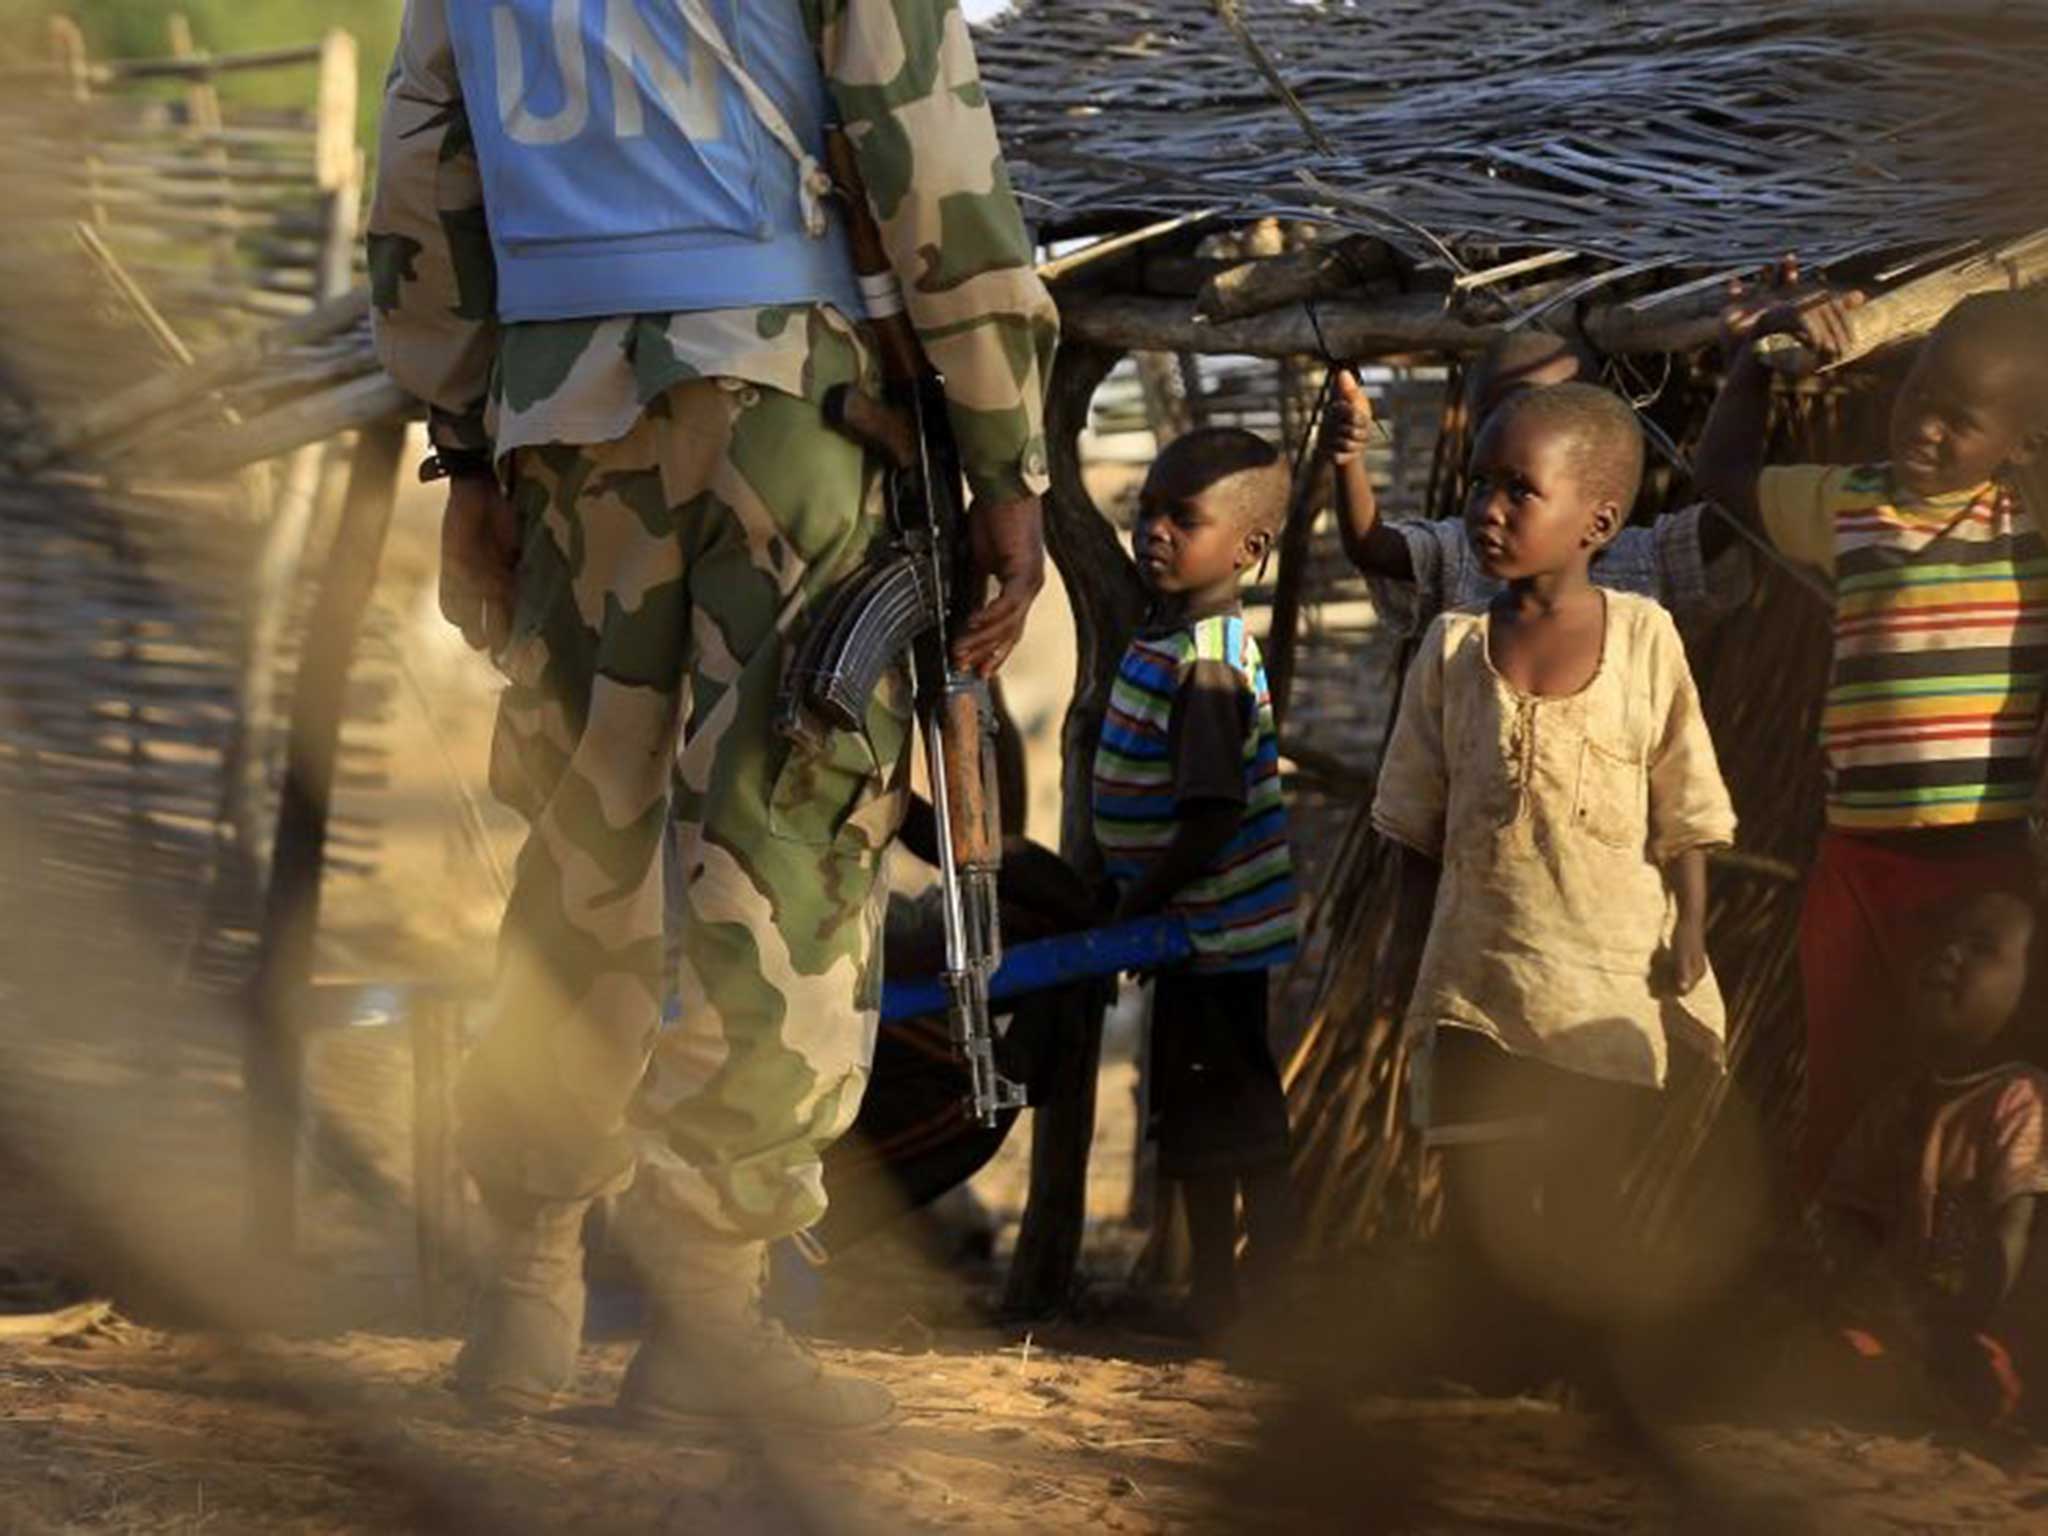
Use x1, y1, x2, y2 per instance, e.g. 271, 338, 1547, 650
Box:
776, 124, 1028, 1129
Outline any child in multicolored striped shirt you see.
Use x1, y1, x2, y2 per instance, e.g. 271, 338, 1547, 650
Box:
1698, 288, 2048, 1192
1091, 427, 1300, 1337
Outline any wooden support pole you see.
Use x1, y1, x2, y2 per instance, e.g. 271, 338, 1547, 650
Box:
246, 421, 406, 1258
1061, 286, 1786, 363
1059, 290, 1498, 361
312, 30, 361, 300
412, 997, 470, 1331
1043, 343, 1146, 880
1002, 341, 1142, 1317
1578, 292, 1723, 358
1002, 982, 1110, 1316
166, 13, 237, 278
166, 15, 224, 133
1262, 449, 1327, 729
1254, 231, 1328, 726
1196, 234, 1395, 322
1755, 228, 2048, 374
47, 18, 105, 229
223, 27, 366, 867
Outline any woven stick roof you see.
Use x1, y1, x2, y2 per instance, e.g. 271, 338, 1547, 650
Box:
979, 1, 2048, 312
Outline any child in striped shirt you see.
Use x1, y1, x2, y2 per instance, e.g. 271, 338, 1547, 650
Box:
1697, 290, 2048, 1191
1091, 427, 1300, 1338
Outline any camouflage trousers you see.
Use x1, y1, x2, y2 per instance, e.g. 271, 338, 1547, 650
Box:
458, 367, 911, 1242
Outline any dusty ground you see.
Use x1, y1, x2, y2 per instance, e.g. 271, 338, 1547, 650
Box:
7, 1305, 2048, 1535
8, 452, 2048, 1531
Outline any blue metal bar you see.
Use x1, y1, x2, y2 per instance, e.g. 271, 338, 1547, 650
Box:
880, 914, 1192, 1023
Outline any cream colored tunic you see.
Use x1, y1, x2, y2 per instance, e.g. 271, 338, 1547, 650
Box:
1372, 592, 1737, 1089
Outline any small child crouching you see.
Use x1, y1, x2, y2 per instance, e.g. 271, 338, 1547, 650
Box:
1371, 383, 1737, 1369
1092, 428, 1301, 1338
1811, 889, 2048, 1430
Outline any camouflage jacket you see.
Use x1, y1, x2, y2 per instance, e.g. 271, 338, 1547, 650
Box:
368, 0, 1057, 505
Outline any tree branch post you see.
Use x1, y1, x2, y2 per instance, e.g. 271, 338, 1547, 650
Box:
245, 421, 406, 1259
1002, 342, 1144, 1316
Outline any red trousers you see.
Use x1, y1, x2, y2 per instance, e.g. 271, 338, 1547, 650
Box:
1798, 826, 2033, 1193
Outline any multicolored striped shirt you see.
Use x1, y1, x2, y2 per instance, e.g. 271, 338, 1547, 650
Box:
1092, 609, 1297, 972
1759, 464, 2048, 832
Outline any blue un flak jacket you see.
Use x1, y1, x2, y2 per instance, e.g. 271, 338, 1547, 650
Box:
446, 0, 865, 323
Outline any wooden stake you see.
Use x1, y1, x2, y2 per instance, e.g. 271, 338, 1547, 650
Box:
48, 17, 105, 228
1262, 460, 1323, 729
166, 14, 223, 133
246, 421, 407, 1259
411, 997, 470, 1331
166, 13, 237, 278
1002, 342, 1141, 1317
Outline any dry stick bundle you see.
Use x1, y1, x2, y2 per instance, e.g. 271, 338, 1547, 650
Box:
981, 1, 2048, 310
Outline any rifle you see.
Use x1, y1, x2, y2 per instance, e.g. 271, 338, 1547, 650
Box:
776, 124, 1028, 1129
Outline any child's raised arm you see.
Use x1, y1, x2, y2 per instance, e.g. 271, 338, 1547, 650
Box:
1695, 279, 1864, 560
1321, 370, 1413, 580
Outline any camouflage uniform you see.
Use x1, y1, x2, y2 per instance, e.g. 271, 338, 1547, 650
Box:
369, 0, 1056, 1243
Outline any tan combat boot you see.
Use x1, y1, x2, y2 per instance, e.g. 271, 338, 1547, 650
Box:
452, 1194, 589, 1417
616, 1220, 895, 1433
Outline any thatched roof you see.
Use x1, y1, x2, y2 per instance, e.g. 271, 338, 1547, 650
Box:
980, 1, 2048, 318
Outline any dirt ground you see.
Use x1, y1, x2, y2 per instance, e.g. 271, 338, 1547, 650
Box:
8, 454, 2048, 1531
7, 1302, 2048, 1535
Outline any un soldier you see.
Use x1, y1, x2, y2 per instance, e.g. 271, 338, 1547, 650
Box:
369, 0, 1055, 1431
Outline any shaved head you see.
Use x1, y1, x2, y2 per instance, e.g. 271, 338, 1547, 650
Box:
1145, 427, 1291, 539
1481, 382, 1645, 515
1928, 292, 2048, 426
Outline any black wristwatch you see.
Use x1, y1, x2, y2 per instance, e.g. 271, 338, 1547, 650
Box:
419, 447, 496, 484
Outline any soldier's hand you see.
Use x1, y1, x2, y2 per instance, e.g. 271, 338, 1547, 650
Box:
439, 474, 521, 654
954, 493, 1046, 677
